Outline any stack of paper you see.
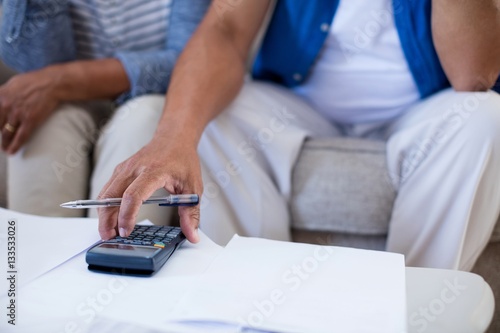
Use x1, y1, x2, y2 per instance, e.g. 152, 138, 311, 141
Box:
164, 235, 407, 333
0, 208, 101, 297
0, 207, 407, 332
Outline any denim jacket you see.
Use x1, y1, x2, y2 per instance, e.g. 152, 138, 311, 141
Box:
0, 0, 210, 101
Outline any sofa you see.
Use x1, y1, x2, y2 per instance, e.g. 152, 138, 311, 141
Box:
0, 62, 498, 331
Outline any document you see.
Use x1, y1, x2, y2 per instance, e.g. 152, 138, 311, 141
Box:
0, 208, 101, 297
0, 222, 223, 333
165, 235, 407, 333
0, 208, 407, 333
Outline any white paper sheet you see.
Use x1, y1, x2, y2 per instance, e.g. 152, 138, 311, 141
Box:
0, 208, 101, 297
165, 235, 407, 333
0, 226, 222, 333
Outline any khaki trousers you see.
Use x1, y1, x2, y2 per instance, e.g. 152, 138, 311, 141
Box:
8, 95, 175, 224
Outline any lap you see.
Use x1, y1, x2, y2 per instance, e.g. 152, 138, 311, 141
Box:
7, 102, 101, 216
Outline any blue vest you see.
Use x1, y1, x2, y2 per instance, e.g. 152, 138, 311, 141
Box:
252, 0, 450, 99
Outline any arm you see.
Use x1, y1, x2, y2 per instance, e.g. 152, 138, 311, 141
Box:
114, 0, 211, 100
432, 0, 500, 91
1, 0, 211, 153
0, 59, 129, 154
96, 0, 272, 242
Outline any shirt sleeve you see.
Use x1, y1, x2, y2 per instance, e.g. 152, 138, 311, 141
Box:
0, 0, 76, 72
114, 0, 211, 102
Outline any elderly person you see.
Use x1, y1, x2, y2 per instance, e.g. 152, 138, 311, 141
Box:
0, 0, 210, 223
98, 0, 499, 271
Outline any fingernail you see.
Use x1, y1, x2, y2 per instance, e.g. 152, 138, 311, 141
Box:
119, 228, 127, 237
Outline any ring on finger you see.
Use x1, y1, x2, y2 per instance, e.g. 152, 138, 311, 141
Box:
3, 122, 17, 133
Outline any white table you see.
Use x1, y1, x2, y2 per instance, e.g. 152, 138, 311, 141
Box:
0, 232, 495, 333
405, 267, 495, 333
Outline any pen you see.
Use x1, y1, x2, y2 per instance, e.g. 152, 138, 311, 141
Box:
60, 194, 199, 209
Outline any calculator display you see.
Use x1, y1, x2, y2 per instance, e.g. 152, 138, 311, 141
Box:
92, 243, 160, 258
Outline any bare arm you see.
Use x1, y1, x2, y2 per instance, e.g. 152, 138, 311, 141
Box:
52, 59, 130, 101
96, 0, 272, 242
432, 0, 500, 91
156, 0, 272, 146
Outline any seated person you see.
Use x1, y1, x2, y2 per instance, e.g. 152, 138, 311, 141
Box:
101, 0, 498, 270
0, 0, 210, 223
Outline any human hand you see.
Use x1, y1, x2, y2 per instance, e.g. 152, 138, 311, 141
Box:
97, 135, 203, 243
0, 67, 62, 154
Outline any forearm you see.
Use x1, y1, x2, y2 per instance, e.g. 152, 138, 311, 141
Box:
48, 59, 130, 102
154, 26, 248, 148
432, 0, 500, 91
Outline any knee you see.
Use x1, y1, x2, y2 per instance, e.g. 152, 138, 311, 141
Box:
113, 94, 165, 121
20, 103, 94, 154
225, 81, 287, 115
98, 95, 164, 143
456, 91, 500, 146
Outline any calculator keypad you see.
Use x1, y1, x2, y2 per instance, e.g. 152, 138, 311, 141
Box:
108, 225, 182, 248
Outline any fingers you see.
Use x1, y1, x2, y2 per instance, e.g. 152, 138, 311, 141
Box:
96, 145, 204, 243
117, 174, 164, 237
5, 121, 32, 154
178, 171, 203, 244
179, 205, 200, 243
1, 118, 19, 152
97, 170, 135, 240
97, 207, 119, 241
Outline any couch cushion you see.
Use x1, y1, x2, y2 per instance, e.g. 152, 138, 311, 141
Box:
291, 138, 395, 235
291, 137, 500, 242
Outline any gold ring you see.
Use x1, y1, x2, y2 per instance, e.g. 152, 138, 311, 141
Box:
3, 123, 17, 133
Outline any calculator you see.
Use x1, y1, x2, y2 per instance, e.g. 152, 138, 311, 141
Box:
86, 225, 186, 276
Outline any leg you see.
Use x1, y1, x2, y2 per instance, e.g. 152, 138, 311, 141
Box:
385, 88, 500, 270
8, 103, 97, 217
198, 81, 340, 244
89, 95, 176, 225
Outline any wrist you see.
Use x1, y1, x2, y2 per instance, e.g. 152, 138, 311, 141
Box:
41, 64, 72, 102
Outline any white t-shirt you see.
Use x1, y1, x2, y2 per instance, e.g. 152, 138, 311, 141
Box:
294, 0, 421, 124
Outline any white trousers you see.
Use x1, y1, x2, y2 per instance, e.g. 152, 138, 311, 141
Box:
196, 82, 500, 271
8, 82, 500, 270
8, 95, 174, 224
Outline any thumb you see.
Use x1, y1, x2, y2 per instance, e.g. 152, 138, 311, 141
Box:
179, 204, 200, 243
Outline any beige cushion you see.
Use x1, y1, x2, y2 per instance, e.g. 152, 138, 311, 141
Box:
291, 138, 500, 242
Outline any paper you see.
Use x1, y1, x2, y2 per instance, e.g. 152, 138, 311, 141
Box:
165, 235, 407, 333
0, 227, 222, 333
0, 208, 101, 297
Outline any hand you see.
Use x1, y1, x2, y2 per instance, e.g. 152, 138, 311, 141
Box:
0, 67, 62, 154
97, 135, 203, 243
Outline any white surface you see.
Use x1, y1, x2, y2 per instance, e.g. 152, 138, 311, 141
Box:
87, 268, 496, 333
0, 228, 222, 333
0, 208, 101, 297
0, 210, 494, 333
294, 0, 420, 124
405, 267, 495, 333
165, 235, 407, 333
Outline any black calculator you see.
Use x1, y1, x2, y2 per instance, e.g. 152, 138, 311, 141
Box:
86, 225, 186, 276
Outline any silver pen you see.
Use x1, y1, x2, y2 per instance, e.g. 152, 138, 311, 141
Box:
60, 194, 199, 209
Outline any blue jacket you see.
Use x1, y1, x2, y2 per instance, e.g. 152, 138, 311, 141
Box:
253, 0, 499, 97
0, 0, 210, 101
